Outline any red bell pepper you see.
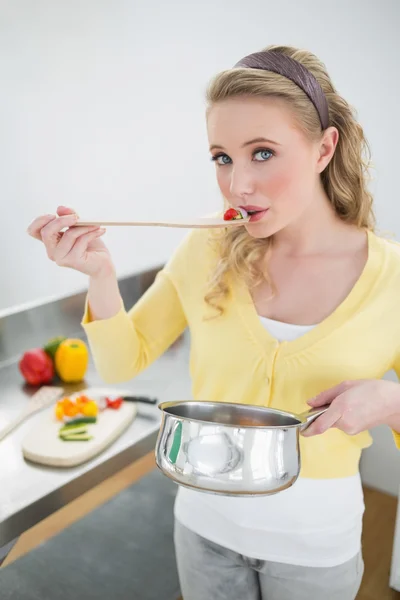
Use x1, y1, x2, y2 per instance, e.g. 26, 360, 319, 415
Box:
19, 348, 54, 385
105, 396, 124, 410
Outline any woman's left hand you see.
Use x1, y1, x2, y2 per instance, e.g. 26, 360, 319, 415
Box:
302, 379, 400, 437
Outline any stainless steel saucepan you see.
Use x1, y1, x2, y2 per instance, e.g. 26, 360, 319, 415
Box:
155, 401, 328, 496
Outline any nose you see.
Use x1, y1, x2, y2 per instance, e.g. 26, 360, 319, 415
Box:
229, 164, 255, 199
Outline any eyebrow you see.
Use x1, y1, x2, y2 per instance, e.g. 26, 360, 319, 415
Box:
209, 137, 281, 152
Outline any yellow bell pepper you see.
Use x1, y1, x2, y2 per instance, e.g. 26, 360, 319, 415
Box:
55, 402, 64, 421
55, 339, 89, 383
81, 401, 98, 417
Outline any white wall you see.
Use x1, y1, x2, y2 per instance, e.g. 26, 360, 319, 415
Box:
1, 1, 399, 493
1, 0, 399, 313
360, 370, 400, 497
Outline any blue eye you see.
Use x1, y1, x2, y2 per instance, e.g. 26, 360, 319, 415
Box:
254, 149, 273, 161
211, 154, 232, 166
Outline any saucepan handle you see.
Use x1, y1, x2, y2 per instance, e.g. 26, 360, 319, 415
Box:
297, 405, 331, 431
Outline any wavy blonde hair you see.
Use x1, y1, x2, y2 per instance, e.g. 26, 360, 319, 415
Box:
204, 44, 375, 316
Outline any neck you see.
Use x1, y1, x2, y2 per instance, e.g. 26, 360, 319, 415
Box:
272, 184, 355, 256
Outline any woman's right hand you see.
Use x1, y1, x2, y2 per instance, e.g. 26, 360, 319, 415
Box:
27, 206, 115, 278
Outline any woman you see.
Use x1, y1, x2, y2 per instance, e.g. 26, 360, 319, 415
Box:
28, 45, 400, 600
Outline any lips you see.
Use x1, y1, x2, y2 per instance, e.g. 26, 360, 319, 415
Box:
239, 205, 269, 222
248, 209, 269, 222
239, 205, 266, 212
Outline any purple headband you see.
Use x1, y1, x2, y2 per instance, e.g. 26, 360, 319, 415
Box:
234, 51, 329, 130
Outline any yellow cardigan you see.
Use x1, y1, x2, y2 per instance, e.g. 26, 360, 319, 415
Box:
82, 228, 400, 478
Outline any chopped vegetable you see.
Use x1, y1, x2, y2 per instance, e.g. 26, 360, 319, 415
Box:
60, 424, 88, 436
105, 396, 124, 410
61, 416, 97, 427
97, 396, 108, 411
55, 403, 65, 421
223, 208, 247, 221
64, 402, 80, 418
54, 395, 98, 421
61, 398, 73, 409
76, 395, 90, 406
59, 432, 93, 442
81, 401, 98, 417
59, 415, 96, 442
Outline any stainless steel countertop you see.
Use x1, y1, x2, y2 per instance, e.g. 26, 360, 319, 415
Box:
0, 332, 192, 548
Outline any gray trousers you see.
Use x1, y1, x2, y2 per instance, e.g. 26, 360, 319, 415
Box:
174, 520, 364, 600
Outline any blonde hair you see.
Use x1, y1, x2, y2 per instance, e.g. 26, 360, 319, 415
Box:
204, 44, 375, 316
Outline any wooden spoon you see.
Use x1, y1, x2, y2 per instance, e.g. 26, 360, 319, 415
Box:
75, 216, 249, 229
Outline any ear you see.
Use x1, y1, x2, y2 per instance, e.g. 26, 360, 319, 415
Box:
316, 127, 339, 173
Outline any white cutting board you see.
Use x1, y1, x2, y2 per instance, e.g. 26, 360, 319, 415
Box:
22, 388, 137, 467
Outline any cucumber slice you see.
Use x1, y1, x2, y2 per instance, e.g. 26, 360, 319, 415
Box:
62, 417, 97, 429
60, 424, 88, 436
59, 432, 93, 442
60, 429, 87, 437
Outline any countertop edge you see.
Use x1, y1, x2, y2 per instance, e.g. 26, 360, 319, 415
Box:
0, 426, 159, 547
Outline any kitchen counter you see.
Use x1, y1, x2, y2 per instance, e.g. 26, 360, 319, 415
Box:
0, 328, 192, 550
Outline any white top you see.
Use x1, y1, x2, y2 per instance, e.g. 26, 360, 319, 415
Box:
174, 316, 365, 567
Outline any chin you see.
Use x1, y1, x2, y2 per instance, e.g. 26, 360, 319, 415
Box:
244, 222, 275, 239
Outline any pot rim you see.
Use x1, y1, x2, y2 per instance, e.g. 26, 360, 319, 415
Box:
158, 400, 302, 430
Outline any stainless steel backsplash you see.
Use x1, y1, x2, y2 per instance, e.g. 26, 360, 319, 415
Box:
0, 266, 162, 367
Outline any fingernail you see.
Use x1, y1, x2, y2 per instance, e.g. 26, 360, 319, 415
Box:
303, 427, 314, 435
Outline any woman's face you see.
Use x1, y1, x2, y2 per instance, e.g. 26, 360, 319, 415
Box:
207, 96, 336, 239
